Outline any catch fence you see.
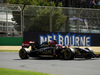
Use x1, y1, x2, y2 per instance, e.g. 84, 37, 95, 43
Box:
0, 4, 100, 37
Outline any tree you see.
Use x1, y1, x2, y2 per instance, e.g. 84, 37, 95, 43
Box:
7, 0, 67, 32
24, 6, 66, 32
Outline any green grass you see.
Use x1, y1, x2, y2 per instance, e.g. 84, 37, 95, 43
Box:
94, 52, 100, 54
0, 50, 18, 52
0, 68, 52, 75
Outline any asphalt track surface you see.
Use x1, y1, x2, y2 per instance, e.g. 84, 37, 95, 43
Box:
0, 52, 100, 75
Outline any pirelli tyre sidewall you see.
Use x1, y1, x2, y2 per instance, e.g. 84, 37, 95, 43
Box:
19, 48, 30, 59
63, 48, 75, 60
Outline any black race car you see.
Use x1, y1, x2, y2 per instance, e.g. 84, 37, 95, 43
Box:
19, 41, 96, 60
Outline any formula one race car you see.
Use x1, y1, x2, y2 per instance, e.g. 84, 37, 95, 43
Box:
19, 40, 96, 60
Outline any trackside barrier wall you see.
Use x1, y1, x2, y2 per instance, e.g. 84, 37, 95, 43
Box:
0, 37, 23, 46
23, 32, 100, 46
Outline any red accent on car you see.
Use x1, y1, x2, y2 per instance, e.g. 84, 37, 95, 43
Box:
22, 41, 30, 47
29, 41, 35, 43
49, 41, 57, 45
58, 45, 62, 48
53, 53, 56, 56
22, 41, 35, 47
68, 45, 70, 47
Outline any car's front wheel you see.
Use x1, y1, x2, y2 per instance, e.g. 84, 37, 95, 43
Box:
85, 47, 96, 58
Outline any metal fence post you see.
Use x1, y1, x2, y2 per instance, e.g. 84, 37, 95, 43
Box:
21, 9, 23, 37
6, 4, 8, 36
77, 8, 82, 33
50, 9, 52, 32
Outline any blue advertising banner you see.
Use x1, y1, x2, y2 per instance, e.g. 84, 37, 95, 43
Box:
23, 32, 100, 46
39, 33, 91, 46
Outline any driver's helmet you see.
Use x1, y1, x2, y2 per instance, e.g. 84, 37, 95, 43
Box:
49, 40, 57, 46
41, 40, 57, 47
41, 42, 49, 47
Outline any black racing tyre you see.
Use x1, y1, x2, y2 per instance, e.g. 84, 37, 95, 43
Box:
63, 48, 75, 60
85, 47, 95, 59
19, 48, 30, 59
85, 48, 93, 52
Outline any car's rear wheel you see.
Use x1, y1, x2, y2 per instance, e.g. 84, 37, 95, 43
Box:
19, 48, 30, 59
63, 48, 75, 60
